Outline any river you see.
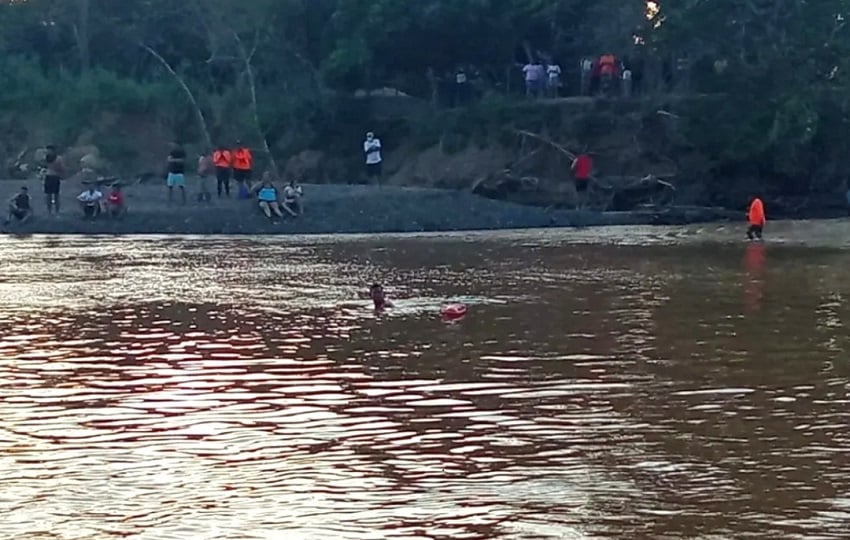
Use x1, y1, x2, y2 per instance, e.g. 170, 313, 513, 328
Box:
1, 229, 849, 539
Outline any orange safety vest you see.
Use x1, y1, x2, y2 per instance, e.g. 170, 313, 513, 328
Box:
213, 150, 232, 168
233, 148, 252, 170
748, 198, 766, 226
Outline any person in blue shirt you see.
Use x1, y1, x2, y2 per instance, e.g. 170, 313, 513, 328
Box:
252, 171, 284, 220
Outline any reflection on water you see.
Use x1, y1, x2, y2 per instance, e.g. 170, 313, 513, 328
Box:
1, 231, 850, 539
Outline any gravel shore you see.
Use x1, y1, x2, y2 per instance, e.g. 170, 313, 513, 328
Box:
0, 178, 738, 235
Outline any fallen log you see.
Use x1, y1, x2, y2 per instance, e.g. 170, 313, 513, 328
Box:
556, 205, 742, 228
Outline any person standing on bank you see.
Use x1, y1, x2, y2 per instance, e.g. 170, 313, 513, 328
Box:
197, 151, 214, 203
571, 152, 593, 209
364, 132, 383, 184
166, 142, 187, 205
232, 141, 253, 196
43, 145, 65, 215
213, 144, 233, 198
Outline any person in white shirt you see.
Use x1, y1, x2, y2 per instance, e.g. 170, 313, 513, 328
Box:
622, 68, 633, 98
77, 184, 103, 219
455, 67, 469, 106
364, 132, 382, 183
523, 61, 544, 98
282, 179, 303, 217
546, 62, 562, 97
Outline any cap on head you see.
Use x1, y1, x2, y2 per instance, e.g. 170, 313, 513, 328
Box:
20, 186, 28, 191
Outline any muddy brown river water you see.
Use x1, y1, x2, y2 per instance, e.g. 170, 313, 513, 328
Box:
1, 227, 849, 539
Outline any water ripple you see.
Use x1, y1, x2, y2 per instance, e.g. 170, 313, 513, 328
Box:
1, 235, 850, 539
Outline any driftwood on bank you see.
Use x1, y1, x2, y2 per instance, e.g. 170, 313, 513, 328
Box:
592, 174, 677, 211
557, 205, 741, 228
494, 127, 687, 213
511, 129, 576, 161
6, 147, 30, 179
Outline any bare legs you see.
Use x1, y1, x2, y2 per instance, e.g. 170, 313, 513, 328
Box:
168, 186, 186, 205
282, 200, 301, 217
45, 193, 59, 214
259, 201, 284, 219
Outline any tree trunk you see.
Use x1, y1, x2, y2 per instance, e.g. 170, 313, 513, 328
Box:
142, 44, 213, 150
73, 0, 91, 75
233, 32, 278, 176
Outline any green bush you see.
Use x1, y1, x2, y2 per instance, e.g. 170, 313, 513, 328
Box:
0, 56, 185, 140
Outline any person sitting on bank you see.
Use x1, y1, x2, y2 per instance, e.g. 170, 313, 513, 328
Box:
77, 184, 103, 219
106, 184, 126, 218
282, 179, 303, 217
5, 186, 33, 225
252, 171, 285, 220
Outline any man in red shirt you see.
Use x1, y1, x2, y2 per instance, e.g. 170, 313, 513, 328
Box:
106, 184, 126, 218
571, 153, 593, 208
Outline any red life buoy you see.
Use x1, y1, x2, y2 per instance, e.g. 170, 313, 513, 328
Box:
440, 303, 468, 320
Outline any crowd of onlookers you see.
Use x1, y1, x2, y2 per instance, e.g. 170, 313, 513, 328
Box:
438, 53, 645, 106
4, 141, 309, 227
519, 53, 641, 100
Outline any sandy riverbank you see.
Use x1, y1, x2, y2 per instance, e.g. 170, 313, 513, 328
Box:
0, 177, 741, 235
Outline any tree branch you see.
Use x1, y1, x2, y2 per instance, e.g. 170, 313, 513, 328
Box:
232, 31, 278, 175
141, 44, 213, 149
511, 129, 577, 161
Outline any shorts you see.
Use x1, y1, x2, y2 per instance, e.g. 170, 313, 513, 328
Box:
44, 175, 61, 195
366, 162, 382, 177
11, 208, 27, 220
83, 204, 99, 217
167, 173, 185, 187
234, 169, 252, 183
574, 178, 590, 192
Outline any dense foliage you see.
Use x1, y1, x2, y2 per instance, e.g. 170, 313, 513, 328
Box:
1, 0, 850, 193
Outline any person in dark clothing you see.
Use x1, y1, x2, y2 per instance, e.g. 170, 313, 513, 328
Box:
166, 143, 187, 205
212, 144, 233, 197
5, 186, 32, 225
43, 145, 65, 215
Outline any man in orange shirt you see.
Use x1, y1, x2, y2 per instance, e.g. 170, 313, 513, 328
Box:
213, 144, 232, 197
232, 141, 253, 197
747, 196, 766, 241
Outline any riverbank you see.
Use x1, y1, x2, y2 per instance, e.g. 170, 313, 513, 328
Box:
0, 179, 742, 235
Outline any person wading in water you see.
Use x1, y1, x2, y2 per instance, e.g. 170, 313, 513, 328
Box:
747, 196, 766, 241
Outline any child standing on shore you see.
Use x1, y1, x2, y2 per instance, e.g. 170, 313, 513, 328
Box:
747, 196, 766, 241
197, 152, 214, 203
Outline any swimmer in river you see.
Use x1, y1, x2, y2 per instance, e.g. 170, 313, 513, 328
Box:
370, 283, 394, 310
